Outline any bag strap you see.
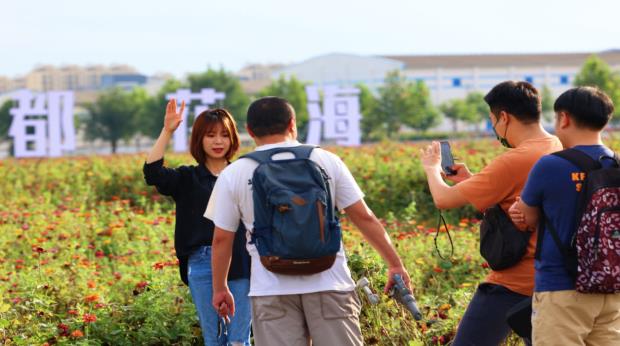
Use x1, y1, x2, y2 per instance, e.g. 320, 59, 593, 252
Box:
434, 210, 454, 260
240, 145, 317, 164
551, 148, 601, 172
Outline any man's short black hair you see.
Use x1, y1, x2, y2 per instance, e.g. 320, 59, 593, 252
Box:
247, 96, 295, 137
554, 86, 615, 131
484, 81, 541, 123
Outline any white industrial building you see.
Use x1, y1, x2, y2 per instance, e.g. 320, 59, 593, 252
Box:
275, 50, 620, 104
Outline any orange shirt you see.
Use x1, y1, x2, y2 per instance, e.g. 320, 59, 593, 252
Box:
455, 136, 563, 296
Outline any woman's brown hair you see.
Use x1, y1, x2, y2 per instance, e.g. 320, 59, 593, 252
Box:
189, 108, 240, 165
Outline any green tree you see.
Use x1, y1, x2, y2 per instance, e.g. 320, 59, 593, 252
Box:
139, 79, 186, 139
187, 68, 250, 126
440, 99, 470, 132
84, 87, 146, 153
574, 55, 620, 116
374, 71, 440, 138
357, 84, 379, 140
0, 100, 13, 143
464, 92, 488, 131
541, 85, 555, 122
258, 75, 309, 135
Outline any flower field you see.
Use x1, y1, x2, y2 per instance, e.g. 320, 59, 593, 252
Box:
3, 138, 616, 345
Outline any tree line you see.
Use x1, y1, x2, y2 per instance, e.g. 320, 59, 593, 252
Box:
1, 55, 620, 153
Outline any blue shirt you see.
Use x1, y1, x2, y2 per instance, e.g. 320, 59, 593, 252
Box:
521, 145, 615, 292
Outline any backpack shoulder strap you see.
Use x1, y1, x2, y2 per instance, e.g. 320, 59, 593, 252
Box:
287, 145, 317, 160
239, 150, 275, 164
240, 145, 317, 163
551, 148, 601, 172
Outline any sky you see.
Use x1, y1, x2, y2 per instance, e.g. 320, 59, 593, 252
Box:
2, 0, 619, 78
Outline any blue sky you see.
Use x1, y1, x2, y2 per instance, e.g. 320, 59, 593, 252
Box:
2, 0, 619, 78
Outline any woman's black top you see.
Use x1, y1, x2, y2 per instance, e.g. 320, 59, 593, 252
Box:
143, 158, 250, 285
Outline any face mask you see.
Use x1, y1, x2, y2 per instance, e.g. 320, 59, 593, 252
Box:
492, 117, 512, 148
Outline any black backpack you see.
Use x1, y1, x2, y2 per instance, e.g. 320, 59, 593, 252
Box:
480, 204, 531, 270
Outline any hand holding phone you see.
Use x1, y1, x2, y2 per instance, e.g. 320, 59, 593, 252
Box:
440, 141, 456, 176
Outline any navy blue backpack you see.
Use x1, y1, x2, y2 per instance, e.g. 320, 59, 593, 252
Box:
241, 145, 341, 275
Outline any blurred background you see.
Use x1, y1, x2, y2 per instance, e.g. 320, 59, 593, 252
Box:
1, 0, 620, 157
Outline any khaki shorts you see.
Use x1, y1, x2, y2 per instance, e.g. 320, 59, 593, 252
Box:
251, 290, 363, 346
532, 290, 620, 346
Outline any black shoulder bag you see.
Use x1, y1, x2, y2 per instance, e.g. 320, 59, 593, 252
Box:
479, 204, 531, 270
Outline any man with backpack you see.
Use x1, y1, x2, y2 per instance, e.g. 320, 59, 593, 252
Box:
205, 96, 410, 345
509, 86, 620, 345
420, 81, 561, 345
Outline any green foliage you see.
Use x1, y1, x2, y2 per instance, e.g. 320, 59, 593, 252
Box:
139, 79, 186, 139
440, 99, 472, 132
11, 138, 618, 343
0, 100, 14, 142
574, 55, 620, 116
258, 75, 309, 136
84, 87, 148, 153
187, 68, 250, 126
373, 71, 441, 138
464, 92, 488, 128
440, 93, 487, 132
541, 85, 555, 122
358, 84, 380, 140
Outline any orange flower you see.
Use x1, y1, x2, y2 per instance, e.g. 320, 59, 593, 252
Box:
85, 294, 99, 303
87, 280, 96, 289
71, 329, 84, 338
83, 313, 97, 323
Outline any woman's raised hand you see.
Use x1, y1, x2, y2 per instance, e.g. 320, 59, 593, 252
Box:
163, 99, 185, 134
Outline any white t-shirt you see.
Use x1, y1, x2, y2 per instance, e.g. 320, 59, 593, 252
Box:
205, 140, 364, 296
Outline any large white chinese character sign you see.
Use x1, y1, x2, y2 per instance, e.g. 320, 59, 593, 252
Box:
165, 88, 226, 152
305, 85, 361, 146
9, 90, 76, 158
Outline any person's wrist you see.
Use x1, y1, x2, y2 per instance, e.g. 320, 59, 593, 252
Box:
213, 283, 229, 293
162, 127, 174, 136
387, 258, 405, 270
423, 164, 441, 174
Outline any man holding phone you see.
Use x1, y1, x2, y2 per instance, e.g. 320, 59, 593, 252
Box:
420, 81, 561, 345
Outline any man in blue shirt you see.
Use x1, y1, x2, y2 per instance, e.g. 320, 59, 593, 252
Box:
510, 86, 620, 345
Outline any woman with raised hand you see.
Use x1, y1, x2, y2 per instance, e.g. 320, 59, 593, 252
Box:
144, 99, 251, 345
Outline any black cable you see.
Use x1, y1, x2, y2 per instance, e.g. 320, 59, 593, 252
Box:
434, 210, 454, 260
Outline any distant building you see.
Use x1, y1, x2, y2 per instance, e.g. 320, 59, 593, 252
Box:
275, 53, 403, 90
387, 50, 620, 104
100, 74, 147, 90
237, 63, 285, 94
273, 50, 620, 104
0, 64, 147, 94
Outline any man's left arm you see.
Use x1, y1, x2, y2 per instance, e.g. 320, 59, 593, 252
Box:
344, 199, 410, 292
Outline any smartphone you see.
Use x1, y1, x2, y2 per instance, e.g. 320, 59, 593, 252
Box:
439, 141, 456, 176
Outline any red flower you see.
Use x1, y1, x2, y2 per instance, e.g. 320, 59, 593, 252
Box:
85, 294, 99, 303
68, 309, 78, 315
95, 250, 105, 258
57, 323, 70, 336
82, 313, 97, 323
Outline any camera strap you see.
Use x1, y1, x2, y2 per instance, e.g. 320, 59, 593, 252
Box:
434, 210, 454, 260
